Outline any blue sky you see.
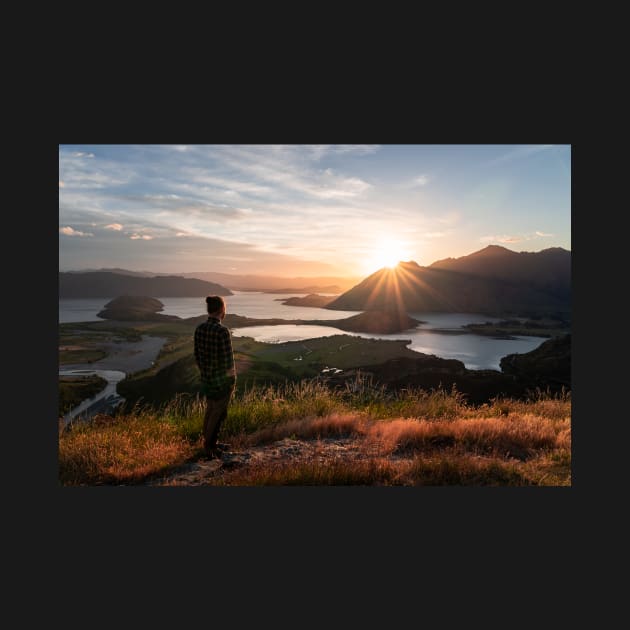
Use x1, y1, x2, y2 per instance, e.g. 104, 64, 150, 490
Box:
59, 144, 571, 277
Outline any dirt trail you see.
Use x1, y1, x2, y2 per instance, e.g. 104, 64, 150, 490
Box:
143, 436, 398, 486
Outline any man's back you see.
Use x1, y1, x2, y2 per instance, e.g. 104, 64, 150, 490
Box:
194, 316, 235, 394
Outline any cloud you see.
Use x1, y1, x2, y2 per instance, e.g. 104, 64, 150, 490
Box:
480, 234, 523, 244
214, 146, 373, 200
187, 174, 272, 196
71, 152, 95, 158
413, 174, 430, 186
59, 180, 65, 188
60, 226, 93, 237
327, 145, 380, 156
129, 234, 153, 240
105, 223, 123, 231
424, 231, 446, 238
484, 145, 555, 167
535, 231, 554, 237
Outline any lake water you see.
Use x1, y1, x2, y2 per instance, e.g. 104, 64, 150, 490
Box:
59, 291, 546, 370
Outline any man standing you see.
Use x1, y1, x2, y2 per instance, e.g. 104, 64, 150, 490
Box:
194, 295, 236, 459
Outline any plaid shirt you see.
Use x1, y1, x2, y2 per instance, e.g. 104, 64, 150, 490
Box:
194, 316, 236, 394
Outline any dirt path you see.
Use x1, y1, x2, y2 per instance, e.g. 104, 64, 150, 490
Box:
143, 436, 398, 486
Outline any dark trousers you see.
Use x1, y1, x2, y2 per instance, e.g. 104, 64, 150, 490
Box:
202, 389, 233, 453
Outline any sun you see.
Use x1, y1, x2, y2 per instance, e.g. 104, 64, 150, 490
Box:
373, 250, 400, 270
365, 238, 411, 274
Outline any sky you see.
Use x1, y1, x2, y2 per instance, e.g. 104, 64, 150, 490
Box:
59, 144, 571, 278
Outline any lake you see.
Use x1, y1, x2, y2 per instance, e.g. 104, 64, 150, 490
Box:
59, 291, 546, 370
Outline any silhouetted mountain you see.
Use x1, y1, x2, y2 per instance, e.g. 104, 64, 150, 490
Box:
430, 245, 571, 296
63, 268, 359, 292
180, 271, 361, 292
59, 272, 232, 298
65, 267, 161, 277
327, 247, 571, 316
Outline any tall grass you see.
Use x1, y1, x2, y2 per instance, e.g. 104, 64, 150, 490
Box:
59, 376, 571, 486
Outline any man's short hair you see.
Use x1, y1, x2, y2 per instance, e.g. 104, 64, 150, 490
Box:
205, 295, 226, 314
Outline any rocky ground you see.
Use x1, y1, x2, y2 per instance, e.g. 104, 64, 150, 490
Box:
143, 436, 395, 486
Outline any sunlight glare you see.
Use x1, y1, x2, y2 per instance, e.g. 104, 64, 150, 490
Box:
365, 238, 412, 274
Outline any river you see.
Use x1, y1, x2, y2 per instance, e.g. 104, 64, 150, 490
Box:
59, 334, 168, 424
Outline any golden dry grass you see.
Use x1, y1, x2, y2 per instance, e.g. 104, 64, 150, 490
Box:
59, 385, 571, 486
59, 413, 196, 485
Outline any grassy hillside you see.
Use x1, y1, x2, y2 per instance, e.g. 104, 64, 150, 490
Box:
59, 381, 571, 486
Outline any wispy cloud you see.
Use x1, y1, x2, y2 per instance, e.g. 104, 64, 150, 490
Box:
424, 231, 446, 238
480, 234, 523, 244
129, 234, 153, 240
59, 180, 65, 188
60, 226, 93, 237
105, 223, 123, 231
535, 230, 554, 237
213, 146, 374, 200
484, 145, 555, 167
413, 174, 430, 186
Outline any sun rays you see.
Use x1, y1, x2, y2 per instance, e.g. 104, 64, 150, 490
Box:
363, 238, 412, 275
362, 263, 457, 318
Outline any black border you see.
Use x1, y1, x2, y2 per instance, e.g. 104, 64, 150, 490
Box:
40, 90, 588, 609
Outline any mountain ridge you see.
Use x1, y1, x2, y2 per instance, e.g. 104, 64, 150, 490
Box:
327, 246, 571, 316
59, 272, 233, 298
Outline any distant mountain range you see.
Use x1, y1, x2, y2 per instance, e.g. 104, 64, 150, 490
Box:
327, 246, 571, 316
59, 272, 232, 298
63, 268, 361, 293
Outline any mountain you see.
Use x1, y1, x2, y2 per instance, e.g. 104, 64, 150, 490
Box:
63, 267, 160, 277
63, 268, 360, 292
59, 272, 232, 298
96, 296, 182, 322
430, 245, 571, 296
326, 247, 571, 316
179, 271, 361, 292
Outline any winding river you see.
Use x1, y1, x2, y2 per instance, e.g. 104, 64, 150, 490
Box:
59, 335, 167, 424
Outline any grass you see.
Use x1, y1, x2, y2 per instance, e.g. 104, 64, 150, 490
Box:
58, 378, 571, 486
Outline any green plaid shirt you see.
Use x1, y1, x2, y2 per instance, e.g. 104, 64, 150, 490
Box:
194, 317, 236, 395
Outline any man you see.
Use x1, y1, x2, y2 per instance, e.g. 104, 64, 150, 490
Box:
194, 295, 236, 459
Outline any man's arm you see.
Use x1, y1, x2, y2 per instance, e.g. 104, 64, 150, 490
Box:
220, 327, 236, 386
